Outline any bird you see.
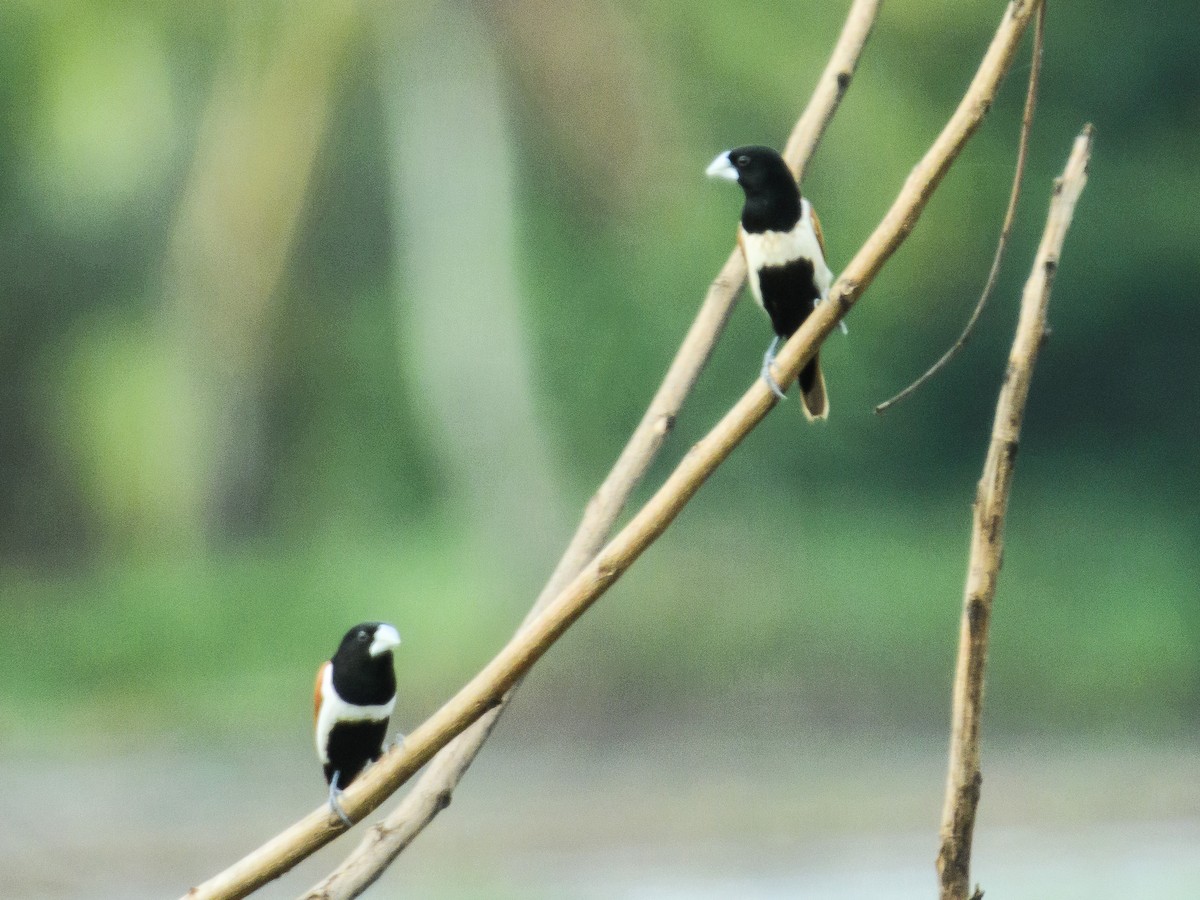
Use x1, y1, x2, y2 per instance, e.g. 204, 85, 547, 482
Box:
706, 144, 840, 419
313, 621, 401, 826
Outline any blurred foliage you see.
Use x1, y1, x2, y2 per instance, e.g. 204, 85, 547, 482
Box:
0, 0, 1196, 743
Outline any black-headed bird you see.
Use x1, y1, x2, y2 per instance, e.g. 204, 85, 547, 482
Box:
707, 145, 840, 419
313, 622, 401, 826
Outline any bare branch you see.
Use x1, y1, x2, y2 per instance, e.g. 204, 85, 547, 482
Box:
783, 0, 884, 184
300, 4, 881, 899
184, 3, 1042, 898
936, 123, 1093, 900
875, 0, 1045, 414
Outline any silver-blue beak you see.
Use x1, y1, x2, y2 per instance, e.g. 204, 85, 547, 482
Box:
706, 151, 738, 181
369, 623, 402, 657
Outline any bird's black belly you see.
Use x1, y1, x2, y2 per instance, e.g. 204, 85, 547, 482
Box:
757, 257, 820, 338
323, 719, 388, 787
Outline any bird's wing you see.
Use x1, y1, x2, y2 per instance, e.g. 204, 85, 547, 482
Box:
809, 204, 828, 261
314, 661, 330, 728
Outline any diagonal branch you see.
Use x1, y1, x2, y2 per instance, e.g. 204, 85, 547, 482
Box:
185, 2, 1042, 898
301, 5, 881, 897
936, 123, 1092, 900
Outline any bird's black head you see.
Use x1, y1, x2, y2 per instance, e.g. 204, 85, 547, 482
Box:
330, 622, 401, 704
334, 622, 401, 662
706, 145, 801, 232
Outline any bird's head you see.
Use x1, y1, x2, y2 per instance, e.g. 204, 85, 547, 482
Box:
706, 145, 796, 198
336, 622, 402, 662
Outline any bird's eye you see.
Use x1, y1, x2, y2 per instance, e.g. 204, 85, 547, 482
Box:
735, 155, 750, 167
357, 631, 369, 642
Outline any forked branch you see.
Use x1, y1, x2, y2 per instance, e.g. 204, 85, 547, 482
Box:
186, 2, 1043, 898
301, 2, 882, 899
936, 124, 1092, 900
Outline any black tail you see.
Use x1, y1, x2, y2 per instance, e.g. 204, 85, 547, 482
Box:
798, 354, 829, 421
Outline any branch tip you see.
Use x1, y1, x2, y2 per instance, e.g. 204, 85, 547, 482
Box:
937, 125, 1091, 900
874, 0, 1044, 416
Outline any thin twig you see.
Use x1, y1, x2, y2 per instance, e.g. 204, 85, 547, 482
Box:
876, 1, 1045, 414
300, 4, 881, 899
936, 124, 1092, 900
185, 3, 1042, 898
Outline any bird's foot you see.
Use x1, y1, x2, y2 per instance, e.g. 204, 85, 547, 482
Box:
388, 731, 406, 751
328, 771, 353, 828
761, 337, 788, 400
763, 369, 788, 400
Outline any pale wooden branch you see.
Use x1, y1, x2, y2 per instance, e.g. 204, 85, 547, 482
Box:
936, 124, 1093, 900
875, 0, 1045, 414
185, 3, 1041, 898
299, 5, 881, 899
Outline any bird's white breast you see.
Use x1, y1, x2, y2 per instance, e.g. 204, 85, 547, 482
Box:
315, 664, 396, 763
740, 200, 833, 307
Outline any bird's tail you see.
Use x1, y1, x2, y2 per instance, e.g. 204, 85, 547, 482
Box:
798, 354, 829, 421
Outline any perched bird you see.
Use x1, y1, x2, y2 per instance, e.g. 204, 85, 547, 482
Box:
313, 622, 401, 825
707, 145, 840, 419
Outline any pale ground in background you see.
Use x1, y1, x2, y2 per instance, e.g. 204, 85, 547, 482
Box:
2, 726, 1197, 899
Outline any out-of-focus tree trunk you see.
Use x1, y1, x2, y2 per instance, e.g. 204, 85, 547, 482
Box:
160, 1, 358, 544
376, 3, 566, 569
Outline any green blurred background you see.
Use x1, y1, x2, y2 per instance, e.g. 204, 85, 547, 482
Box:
1, 0, 1197, 897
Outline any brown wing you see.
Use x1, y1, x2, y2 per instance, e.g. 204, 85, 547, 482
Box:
809, 204, 828, 261
313, 660, 330, 728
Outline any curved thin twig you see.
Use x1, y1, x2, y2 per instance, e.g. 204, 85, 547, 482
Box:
936, 123, 1092, 900
185, 3, 1042, 898
301, 3, 881, 898
875, 1, 1045, 414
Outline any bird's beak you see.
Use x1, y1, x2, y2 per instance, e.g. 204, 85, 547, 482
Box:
369, 624, 401, 657
706, 151, 738, 182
